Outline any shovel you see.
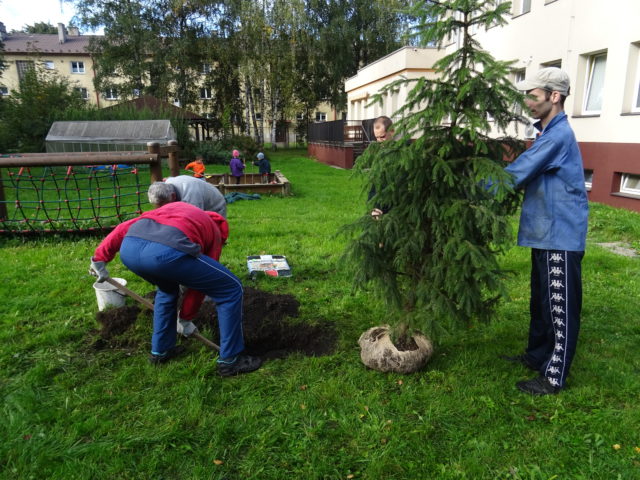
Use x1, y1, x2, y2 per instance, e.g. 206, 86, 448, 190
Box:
99, 276, 220, 352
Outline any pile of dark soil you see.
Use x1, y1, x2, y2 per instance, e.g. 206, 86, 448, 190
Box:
92, 287, 336, 359
192, 287, 337, 359
91, 305, 145, 350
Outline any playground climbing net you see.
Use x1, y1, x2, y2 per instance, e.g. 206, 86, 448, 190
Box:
0, 164, 150, 234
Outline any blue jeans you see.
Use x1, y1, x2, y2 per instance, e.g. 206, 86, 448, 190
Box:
119, 236, 244, 359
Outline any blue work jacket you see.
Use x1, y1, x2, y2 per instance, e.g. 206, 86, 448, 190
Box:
506, 112, 588, 252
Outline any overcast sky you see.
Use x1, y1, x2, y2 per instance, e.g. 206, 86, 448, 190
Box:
0, 0, 80, 32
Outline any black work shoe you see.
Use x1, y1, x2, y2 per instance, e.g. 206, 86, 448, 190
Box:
217, 354, 262, 377
516, 376, 561, 395
500, 354, 539, 371
149, 345, 186, 365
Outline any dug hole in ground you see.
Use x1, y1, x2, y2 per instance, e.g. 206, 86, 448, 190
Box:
91, 287, 337, 359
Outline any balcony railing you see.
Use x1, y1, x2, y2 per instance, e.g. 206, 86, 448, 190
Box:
308, 119, 376, 145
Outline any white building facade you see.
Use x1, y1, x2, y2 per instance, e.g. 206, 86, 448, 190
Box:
345, 46, 445, 122
343, 0, 640, 210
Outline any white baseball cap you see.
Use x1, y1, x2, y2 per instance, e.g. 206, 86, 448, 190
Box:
516, 67, 571, 96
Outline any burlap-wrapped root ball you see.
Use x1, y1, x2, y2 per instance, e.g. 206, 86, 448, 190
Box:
358, 325, 433, 374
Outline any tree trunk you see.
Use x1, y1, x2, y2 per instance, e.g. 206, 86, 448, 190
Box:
244, 75, 253, 137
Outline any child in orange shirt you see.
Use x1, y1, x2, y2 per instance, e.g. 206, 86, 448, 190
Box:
185, 157, 206, 178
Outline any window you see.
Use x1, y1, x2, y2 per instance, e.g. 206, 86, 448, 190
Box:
541, 60, 561, 69
43, 60, 55, 70
104, 88, 118, 100
584, 170, 593, 191
296, 113, 304, 121
71, 61, 85, 74
516, 0, 531, 15
74, 87, 88, 100
16, 60, 34, 82
0, 86, 9, 96
255, 112, 263, 121
634, 73, 640, 111
633, 47, 640, 112
315, 112, 327, 122
199, 87, 212, 99
583, 53, 607, 113
620, 174, 640, 195
201, 63, 211, 74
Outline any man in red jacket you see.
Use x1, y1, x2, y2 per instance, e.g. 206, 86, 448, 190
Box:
89, 201, 261, 376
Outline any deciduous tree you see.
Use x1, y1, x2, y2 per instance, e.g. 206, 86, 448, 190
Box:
0, 69, 88, 152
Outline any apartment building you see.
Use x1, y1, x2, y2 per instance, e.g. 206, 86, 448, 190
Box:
342, 0, 640, 211
0, 22, 98, 104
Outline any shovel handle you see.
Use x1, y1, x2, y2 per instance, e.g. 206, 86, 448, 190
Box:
98, 275, 221, 352
191, 332, 220, 352
104, 277, 155, 310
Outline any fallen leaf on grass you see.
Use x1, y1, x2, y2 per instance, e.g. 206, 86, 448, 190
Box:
213, 459, 223, 465
525, 414, 536, 421
346, 475, 355, 479
299, 385, 307, 390
22, 434, 31, 440
634, 446, 640, 454
613, 444, 621, 450
397, 379, 403, 386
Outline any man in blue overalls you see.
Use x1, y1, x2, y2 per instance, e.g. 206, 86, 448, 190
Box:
501, 67, 588, 395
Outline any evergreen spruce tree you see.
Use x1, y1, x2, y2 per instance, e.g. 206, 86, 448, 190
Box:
344, 0, 528, 338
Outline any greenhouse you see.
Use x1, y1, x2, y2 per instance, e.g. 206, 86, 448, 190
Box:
45, 120, 176, 153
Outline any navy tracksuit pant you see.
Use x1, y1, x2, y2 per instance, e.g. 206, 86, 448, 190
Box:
525, 249, 583, 389
119, 236, 244, 359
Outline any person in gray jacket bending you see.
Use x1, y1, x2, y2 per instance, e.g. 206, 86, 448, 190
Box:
149, 175, 227, 218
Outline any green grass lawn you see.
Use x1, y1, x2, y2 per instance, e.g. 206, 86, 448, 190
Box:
1, 149, 639, 479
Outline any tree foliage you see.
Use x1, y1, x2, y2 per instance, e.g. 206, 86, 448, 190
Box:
343, 0, 527, 336
306, 0, 408, 107
12, 22, 58, 34
73, 0, 223, 109
0, 69, 88, 152
69, 0, 409, 142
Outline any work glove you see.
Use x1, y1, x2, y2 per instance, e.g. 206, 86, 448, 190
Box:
177, 318, 199, 337
89, 258, 109, 283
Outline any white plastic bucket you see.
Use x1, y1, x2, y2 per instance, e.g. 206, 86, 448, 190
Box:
93, 278, 127, 311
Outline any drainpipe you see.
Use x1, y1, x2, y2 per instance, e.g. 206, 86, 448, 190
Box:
91, 56, 100, 108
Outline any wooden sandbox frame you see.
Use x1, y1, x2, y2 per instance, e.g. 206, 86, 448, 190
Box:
206, 170, 291, 196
